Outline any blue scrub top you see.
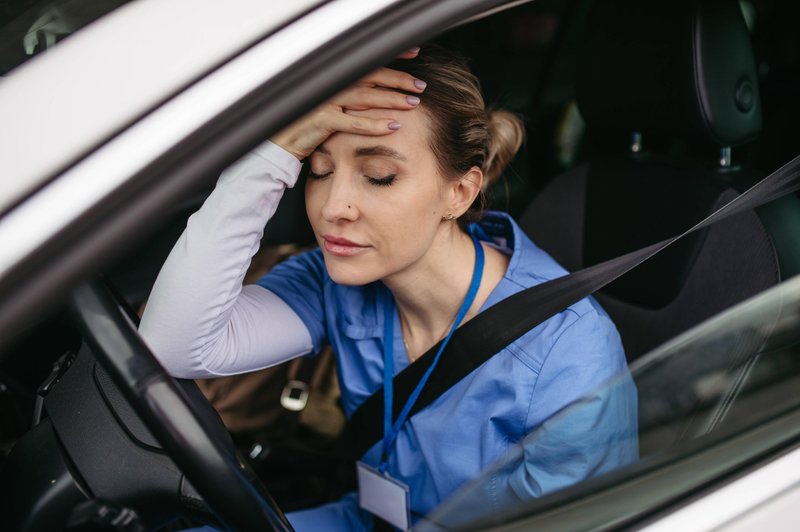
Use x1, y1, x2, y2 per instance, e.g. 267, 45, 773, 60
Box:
257, 212, 638, 530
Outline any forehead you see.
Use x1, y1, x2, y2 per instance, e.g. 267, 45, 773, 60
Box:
325, 106, 433, 155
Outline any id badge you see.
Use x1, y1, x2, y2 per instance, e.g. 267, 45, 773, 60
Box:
357, 461, 411, 531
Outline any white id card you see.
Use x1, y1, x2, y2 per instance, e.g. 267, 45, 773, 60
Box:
357, 461, 411, 531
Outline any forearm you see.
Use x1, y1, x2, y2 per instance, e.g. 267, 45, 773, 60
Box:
139, 141, 313, 378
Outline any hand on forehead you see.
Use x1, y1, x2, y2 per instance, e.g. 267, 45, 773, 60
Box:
325, 106, 430, 158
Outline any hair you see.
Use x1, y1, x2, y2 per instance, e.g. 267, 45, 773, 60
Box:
388, 45, 525, 224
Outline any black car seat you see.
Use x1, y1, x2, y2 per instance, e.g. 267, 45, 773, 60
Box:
520, 0, 800, 363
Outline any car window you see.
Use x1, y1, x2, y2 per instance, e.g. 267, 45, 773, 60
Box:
0, 0, 129, 76
422, 272, 800, 529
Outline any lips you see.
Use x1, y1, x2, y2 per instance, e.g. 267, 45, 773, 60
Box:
322, 235, 370, 257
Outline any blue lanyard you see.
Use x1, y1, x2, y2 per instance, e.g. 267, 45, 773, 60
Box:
379, 232, 485, 472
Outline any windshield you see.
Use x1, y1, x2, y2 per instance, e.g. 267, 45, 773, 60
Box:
0, 0, 128, 76
422, 272, 800, 530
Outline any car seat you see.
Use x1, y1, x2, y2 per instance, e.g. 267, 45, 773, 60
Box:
519, 0, 800, 363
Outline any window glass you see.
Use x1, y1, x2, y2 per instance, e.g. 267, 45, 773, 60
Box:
424, 273, 800, 529
0, 0, 128, 76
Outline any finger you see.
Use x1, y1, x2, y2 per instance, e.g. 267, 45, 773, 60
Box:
360, 67, 427, 93
325, 111, 402, 137
272, 103, 403, 159
396, 46, 420, 59
334, 86, 420, 111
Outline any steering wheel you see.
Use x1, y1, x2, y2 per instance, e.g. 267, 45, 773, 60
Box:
69, 279, 293, 532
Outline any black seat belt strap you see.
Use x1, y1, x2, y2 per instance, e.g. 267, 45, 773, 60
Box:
349, 154, 800, 458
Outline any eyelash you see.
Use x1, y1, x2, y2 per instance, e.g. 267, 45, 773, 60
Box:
307, 171, 396, 187
367, 174, 396, 187
307, 171, 332, 180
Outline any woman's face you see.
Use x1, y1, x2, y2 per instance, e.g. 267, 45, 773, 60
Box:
305, 107, 454, 286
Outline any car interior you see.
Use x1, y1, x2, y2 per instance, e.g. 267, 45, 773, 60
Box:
1, 0, 800, 530
519, 0, 800, 456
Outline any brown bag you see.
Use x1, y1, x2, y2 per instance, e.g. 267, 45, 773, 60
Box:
195, 346, 345, 448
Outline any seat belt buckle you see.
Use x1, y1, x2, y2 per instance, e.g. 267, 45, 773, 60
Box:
280, 380, 310, 411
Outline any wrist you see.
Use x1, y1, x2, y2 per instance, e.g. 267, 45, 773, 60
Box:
270, 130, 308, 161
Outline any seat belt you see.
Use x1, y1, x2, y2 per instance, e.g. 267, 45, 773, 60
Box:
349, 153, 800, 458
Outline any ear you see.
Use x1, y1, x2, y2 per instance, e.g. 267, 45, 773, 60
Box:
446, 166, 483, 217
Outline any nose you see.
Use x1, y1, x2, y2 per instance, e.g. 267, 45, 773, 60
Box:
320, 173, 359, 223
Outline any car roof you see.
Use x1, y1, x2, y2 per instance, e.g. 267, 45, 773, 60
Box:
0, 0, 323, 213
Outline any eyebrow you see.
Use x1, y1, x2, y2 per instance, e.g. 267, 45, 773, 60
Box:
313, 144, 407, 161
355, 145, 407, 161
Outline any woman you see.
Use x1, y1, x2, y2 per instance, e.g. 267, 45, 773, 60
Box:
140, 45, 637, 530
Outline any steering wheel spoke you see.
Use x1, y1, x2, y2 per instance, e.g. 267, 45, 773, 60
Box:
69, 279, 293, 532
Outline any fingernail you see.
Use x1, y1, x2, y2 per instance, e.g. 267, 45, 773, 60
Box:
388, 121, 401, 130
406, 95, 421, 106
408, 46, 421, 54
414, 79, 427, 91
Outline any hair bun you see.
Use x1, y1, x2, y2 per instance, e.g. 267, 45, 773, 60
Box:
484, 109, 525, 189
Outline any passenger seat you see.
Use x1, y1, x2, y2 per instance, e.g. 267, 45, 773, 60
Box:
520, 0, 800, 362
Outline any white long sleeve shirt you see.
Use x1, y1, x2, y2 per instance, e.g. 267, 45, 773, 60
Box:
138, 141, 314, 378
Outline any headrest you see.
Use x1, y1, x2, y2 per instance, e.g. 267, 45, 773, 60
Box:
575, 0, 762, 147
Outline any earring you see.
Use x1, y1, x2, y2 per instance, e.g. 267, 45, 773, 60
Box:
442, 213, 456, 221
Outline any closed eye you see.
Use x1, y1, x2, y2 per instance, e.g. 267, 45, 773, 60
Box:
308, 170, 333, 180
366, 174, 396, 186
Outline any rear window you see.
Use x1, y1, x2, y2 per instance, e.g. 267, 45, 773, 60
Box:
0, 0, 129, 76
